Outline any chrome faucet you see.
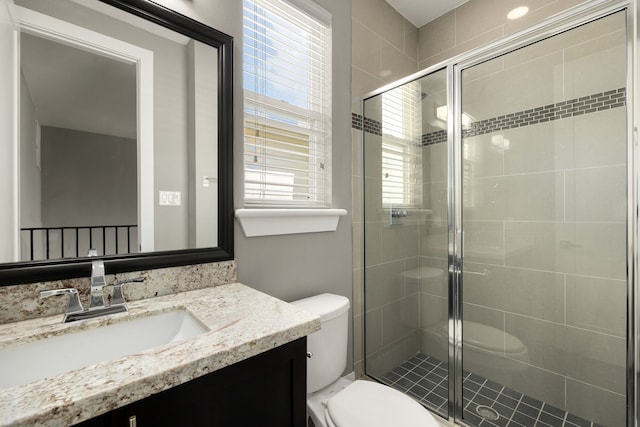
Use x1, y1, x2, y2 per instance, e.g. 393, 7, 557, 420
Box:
39, 250, 144, 323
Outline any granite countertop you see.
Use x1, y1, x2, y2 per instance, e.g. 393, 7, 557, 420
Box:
0, 283, 320, 427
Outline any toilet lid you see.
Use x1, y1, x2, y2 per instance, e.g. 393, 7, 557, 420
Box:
326, 380, 438, 427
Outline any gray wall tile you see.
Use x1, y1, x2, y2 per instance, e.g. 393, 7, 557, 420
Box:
566, 379, 626, 426
463, 263, 565, 323
565, 165, 626, 222
505, 314, 626, 394
566, 275, 626, 337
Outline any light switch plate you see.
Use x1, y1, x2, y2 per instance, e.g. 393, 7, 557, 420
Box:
159, 191, 181, 206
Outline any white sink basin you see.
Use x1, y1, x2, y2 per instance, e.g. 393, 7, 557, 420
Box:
0, 309, 208, 389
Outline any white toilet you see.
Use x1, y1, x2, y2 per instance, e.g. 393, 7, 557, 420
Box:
292, 293, 440, 427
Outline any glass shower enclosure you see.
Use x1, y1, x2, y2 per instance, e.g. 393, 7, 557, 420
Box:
362, 2, 634, 426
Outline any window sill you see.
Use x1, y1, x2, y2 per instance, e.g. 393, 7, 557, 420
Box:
235, 208, 348, 237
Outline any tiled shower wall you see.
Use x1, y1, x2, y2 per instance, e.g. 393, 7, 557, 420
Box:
458, 13, 626, 425
355, 0, 629, 425
351, 0, 418, 377
418, 4, 627, 426
353, 0, 597, 380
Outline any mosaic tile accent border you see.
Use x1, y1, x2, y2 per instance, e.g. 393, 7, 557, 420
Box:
352, 113, 382, 136
352, 113, 363, 130
463, 88, 626, 138
422, 129, 447, 146
355, 88, 626, 145
382, 353, 604, 427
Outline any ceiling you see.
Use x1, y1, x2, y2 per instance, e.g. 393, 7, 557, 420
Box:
385, 0, 470, 28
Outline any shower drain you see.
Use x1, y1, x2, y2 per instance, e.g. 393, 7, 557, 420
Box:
475, 405, 499, 421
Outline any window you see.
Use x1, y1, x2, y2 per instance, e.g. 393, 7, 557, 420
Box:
243, 0, 332, 207
381, 82, 422, 207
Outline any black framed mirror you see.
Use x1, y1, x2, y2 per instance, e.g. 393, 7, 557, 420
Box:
0, 0, 233, 286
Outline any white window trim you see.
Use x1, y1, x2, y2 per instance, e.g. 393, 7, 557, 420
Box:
235, 208, 347, 237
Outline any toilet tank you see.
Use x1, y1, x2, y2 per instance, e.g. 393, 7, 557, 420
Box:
291, 293, 350, 393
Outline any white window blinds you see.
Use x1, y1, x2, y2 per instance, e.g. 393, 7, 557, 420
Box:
381, 82, 422, 207
243, 0, 332, 207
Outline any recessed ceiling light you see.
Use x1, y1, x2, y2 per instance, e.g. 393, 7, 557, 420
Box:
507, 6, 529, 20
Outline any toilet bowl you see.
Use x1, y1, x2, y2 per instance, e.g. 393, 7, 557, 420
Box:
292, 294, 439, 427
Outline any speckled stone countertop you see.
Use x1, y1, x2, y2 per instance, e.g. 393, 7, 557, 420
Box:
0, 283, 320, 427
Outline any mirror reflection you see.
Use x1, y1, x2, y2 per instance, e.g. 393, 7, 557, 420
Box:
6, 0, 219, 263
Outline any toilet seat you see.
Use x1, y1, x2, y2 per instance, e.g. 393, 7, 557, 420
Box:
324, 380, 439, 427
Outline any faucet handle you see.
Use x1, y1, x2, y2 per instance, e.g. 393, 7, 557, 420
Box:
111, 277, 144, 306
40, 288, 84, 315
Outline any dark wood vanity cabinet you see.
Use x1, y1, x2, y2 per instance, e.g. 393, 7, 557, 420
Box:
77, 337, 307, 427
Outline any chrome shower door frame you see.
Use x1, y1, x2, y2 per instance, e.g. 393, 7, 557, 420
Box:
361, 0, 637, 424
449, 0, 637, 425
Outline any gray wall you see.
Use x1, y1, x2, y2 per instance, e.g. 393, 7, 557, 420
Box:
187, 40, 218, 249
40, 126, 137, 228
19, 71, 41, 229
153, 0, 354, 368
19, 71, 44, 261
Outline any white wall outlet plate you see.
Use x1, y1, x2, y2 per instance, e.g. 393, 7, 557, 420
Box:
159, 191, 181, 206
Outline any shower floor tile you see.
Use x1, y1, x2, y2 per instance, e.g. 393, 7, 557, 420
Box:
381, 353, 605, 427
